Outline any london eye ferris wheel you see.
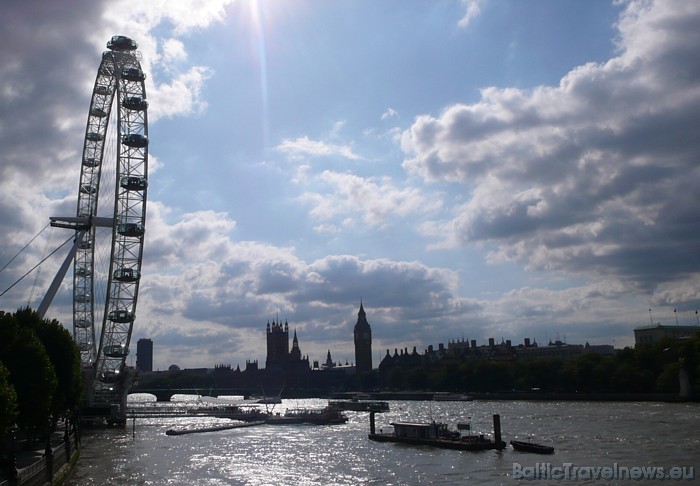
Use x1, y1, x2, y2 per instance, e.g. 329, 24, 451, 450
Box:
43, 35, 149, 421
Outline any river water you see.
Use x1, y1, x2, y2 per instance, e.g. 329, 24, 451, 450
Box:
66, 398, 699, 485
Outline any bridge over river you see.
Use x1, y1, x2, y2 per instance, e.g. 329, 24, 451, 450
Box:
130, 388, 259, 402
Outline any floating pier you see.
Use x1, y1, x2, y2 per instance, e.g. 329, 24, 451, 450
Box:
166, 420, 265, 436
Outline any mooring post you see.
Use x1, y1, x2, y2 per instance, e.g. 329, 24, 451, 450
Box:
493, 414, 502, 446
369, 411, 376, 435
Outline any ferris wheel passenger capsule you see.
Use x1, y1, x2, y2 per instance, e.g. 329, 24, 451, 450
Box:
121, 67, 145, 82
107, 35, 138, 51
122, 133, 148, 148
123, 96, 148, 111
120, 176, 148, 191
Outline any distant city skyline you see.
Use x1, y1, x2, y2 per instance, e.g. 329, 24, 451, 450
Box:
147, 312, 697, 372
1, 0, 699, 369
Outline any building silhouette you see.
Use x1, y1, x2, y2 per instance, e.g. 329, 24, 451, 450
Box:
136, 338, 153, 372
353, 301, 372, 374
634, 323, 700, 345
265, 317, 310, 372
266, 318, 289, 369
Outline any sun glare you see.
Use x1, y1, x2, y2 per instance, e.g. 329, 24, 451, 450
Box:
248, 0, 270, 146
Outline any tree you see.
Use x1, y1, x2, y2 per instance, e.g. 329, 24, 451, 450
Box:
387, 366, 406, 390
12, 308, 82, 415
472, 361, 513, 392
0, 361, 18, 437
406, 367, 429, 390
1, 327, 56, 432
0, 311, 19, 355
516, 358, 562, 391
34, 318, 82, 414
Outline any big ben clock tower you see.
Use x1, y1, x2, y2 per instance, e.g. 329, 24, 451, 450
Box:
353, 301, 372, 375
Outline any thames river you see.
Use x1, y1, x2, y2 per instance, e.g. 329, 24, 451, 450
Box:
67, 398, 698, 485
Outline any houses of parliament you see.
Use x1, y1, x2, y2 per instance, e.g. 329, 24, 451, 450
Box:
204, 302, 374, 394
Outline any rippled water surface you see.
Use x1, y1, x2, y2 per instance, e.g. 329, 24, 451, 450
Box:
67, 399, 699, 485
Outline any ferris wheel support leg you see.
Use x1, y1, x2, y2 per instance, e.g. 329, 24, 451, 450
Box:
37, 230, 87, 319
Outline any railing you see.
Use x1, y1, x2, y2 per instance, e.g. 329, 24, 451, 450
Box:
16, 456, 46, 486
53, 443, 67, 466
0, 431, 79, 486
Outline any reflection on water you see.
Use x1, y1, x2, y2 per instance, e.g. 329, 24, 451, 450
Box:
68, 399, 699, 485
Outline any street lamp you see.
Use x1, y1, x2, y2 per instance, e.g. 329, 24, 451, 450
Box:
8, 423, 18, 482
44, 414, 54, 484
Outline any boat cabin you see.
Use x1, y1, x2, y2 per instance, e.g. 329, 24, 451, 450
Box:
390, 422, 446, 440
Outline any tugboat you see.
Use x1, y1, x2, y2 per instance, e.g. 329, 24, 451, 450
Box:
368, 413, 506, 451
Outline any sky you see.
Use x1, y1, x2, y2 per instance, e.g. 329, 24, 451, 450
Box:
1, 0, 699, 371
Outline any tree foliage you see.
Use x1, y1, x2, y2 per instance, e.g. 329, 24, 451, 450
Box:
0, 308, 83, 436
0, 361, 18, 436
31, 315, 82, 414
2, 326, 56, 431
377, 333, 700, 395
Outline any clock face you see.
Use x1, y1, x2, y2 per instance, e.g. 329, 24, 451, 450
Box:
363, 331, 370, 340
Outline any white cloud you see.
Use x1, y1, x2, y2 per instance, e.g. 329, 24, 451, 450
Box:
162, 38, 188, 63
300, 171, 442, 229
96, 0, 234, 121
457, 0, 483, 28
276, 136, 362, 161
381, 108, 399, 120
132, 202, 480, 366
401, 0, 700, 293
102, 0, 233, 36
484, 280, 643, 347
148, 66, 212, 120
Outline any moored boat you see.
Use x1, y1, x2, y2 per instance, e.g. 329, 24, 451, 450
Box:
510, 439, 554, 454
187, 405, 269, 422
368, 413, 506, 451
266, 405, 348, 425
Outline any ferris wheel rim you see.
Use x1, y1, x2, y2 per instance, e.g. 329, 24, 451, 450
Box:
73, 37, 148, 404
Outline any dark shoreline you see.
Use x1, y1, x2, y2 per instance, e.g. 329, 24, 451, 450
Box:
468, 392, 695, 402
329, 391, 696, 402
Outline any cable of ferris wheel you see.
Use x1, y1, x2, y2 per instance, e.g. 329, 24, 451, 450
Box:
28, 225, 54, 305
0, 221, 51, 276
0, 232, 74, 298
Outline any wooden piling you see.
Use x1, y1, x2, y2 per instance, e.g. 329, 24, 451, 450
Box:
493, 414, 502, 445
